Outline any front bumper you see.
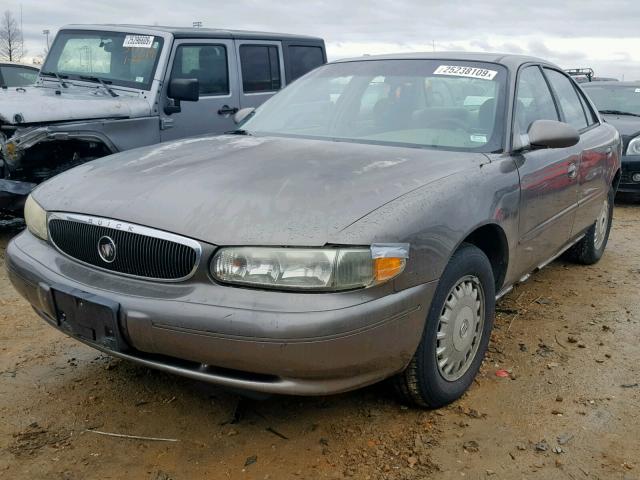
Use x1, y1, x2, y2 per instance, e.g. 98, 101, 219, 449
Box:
6, 230, 435, 396
619, 155, 640, 193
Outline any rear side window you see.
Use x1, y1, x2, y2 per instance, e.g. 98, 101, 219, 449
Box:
172, 44, 229, 95
544, 69, 589, 130
0, 66, 38, 87
240, 45, 281, 93
289, 46, 324, 81
514, 66, 559, 135
577, 89, 598, 126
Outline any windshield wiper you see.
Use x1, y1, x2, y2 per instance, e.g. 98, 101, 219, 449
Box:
79, 75, 118, 97
39, 71, 68, 88
226, 129, 251, 135
599, 109, 640, 118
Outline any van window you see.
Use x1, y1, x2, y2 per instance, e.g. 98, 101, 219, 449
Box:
240, 45, 281, 93
172, 44, 229, 95
289, 46, 324, 81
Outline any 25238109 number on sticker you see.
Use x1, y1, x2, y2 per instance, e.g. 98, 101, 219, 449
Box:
433, 65, 498, 80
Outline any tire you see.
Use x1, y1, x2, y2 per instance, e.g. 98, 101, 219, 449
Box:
567, 188, 614, 265
393, 243, 495, 408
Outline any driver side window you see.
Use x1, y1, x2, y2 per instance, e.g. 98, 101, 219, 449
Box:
515, 66, 559, 136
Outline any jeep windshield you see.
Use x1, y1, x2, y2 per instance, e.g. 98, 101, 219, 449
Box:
241, 59, 508, 152
41, 30, 164, 90
583, 84, 640, 116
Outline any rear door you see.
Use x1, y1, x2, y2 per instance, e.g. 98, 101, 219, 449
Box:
160, 39, 239, 141
513, 65, 581, 274
236, 40, 285, 109
542, 69, 610, 236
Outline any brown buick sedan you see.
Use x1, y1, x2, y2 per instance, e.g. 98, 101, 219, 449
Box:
7, 53, 621, 407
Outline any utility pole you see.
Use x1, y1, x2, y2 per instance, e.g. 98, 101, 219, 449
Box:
42, 29, 50, 49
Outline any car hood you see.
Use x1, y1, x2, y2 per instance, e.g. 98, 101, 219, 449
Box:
601, 114, 640, 140
0, 84, 152, 124
34, 135, 481, 246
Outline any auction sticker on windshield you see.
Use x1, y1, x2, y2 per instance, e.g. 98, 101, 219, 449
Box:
434, 65, 498, 80
123, 35, 155, 48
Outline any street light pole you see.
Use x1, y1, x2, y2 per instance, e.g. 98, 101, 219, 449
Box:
42, 29, 50, 50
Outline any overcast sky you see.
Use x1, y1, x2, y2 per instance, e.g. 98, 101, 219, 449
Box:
7, 0, 640, 80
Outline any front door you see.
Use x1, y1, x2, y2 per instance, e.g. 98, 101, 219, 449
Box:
513, 65, 580, 274
160, 39, 239, 141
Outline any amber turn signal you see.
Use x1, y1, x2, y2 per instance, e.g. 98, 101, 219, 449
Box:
373, 257, 406, 282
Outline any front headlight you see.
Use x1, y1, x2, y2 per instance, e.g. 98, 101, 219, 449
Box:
211, 244, 409, 291
24, 194, 48, 241
627, 137, 640, 155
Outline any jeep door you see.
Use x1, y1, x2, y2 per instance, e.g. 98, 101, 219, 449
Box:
512, 65, 581, 274
160, 39, 239, 141
235, 40, 286, 109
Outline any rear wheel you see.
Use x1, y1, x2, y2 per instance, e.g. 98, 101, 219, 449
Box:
567, 188, 614, 265
393, 243, 495, 408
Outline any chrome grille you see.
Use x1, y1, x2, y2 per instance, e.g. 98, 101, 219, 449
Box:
48, 214, 201, 281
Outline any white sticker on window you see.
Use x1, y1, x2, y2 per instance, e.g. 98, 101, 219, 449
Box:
635, 88, 640, 93
434, 65, 498, 80
470, 134, 488, 143
135, 76, 144, 83
123, 35, 154, 48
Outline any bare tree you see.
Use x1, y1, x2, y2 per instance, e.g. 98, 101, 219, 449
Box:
0, 10, 25, 62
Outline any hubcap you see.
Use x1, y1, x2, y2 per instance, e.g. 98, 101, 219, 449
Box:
594, 198, 609, 250
436, 275, 485, 381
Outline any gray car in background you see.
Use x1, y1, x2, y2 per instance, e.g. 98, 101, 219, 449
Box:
0, 24, 326, 213
0, 62, 39, 88
581, 81, 640, 196
7, 53, 620, 407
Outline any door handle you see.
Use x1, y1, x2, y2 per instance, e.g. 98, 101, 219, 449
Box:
218, 105, 239, 116
567, 162, 578, 179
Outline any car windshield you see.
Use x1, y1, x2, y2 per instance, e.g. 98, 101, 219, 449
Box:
583, 85, 640, 116
241, 59, 508, 152
42, 30, 164, 90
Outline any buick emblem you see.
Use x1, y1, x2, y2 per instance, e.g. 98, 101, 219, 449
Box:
98, 236, 117, 263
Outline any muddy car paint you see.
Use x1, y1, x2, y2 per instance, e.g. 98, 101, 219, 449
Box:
0, 24, 326, 213
6, 53, 621, 397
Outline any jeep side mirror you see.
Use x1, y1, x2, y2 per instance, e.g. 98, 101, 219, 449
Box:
233, 107, 255, 125
527, 119, 580, 150
165, 78, 200, 115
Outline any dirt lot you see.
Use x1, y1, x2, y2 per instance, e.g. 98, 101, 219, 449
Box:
1, 204, 639, 480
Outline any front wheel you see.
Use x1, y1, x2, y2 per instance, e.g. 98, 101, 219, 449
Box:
567, 188, 614, 265
393, 243, 495, 408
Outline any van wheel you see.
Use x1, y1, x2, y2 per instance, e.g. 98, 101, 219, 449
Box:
393, 243, 495, 408
567, 188, 614, 265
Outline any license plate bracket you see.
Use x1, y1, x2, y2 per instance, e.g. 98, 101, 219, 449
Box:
51, 285, 126, 352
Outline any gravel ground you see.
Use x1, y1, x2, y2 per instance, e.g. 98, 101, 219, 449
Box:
1, 202, 639, 480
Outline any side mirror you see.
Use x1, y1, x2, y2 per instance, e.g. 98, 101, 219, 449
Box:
527, 120, 580, 150
233, 107, 255, 125
165, 78, 199, 115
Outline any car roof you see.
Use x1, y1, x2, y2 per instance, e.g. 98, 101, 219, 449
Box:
332, 52, 559, 70
62, 24, 323, 42
582, 80, 640, 87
